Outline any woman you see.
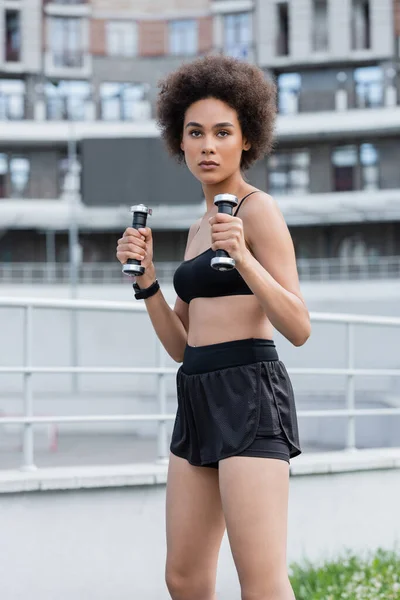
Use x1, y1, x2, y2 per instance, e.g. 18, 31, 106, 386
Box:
117, 55, 311, 600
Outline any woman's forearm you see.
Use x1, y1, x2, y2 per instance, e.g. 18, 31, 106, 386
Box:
135, 267, 187, 362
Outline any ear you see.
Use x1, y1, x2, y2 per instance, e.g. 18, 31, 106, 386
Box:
243, 138, 251, 152
180, 139, 184, 152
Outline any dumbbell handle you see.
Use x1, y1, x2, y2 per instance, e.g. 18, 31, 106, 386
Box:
210, 194, 238, 271
122, 204, 152, 277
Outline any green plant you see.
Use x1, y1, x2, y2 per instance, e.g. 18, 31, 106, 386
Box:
289, 547, 400, 600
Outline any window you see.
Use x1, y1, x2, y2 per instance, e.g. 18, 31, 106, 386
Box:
332, 145, 357, 192
360, 143, 379, 190
277, 73, 301, 114
276, 2, 289, 56
352, 0, 370, 50
223, 13, 252, 59
338, 234, 369, 261
332, 143, 379, 192
268, 151, 310, 195
0, 80, 26, 120
10, 157, 30, 197
169, 20, 198, 55
0, 154, 7, 198
0, 154, 30, 198
50, 17, 84, 68
312, 0, 328, 52
106, 21, 137, 57
5, 10, 21, 62
100, 82, 146, 121
46, 80, 90, 120
354, 66, 383, 108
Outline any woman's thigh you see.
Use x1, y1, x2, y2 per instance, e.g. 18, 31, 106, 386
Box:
218, 456, 291, 596
165, 453, 226, 588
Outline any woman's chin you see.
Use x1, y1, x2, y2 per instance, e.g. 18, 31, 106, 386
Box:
194, 170, 228, 185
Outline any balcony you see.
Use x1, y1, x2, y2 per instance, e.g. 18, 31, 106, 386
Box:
0, 115, 160, 147
275, 188, 400, 226
52, 49, 84, 69
276, 105, 400, 142
0, 93, 25, 120
1, 254, 400, 285
44, 1, 90, 18
0, 189, 399, 238
45, 50, 91, 79
212, 0, 254, 13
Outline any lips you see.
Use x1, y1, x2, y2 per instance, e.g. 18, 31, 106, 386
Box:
199, 161, 219, 166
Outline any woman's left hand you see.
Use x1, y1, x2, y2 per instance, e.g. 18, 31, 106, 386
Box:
209, 213, 250, 268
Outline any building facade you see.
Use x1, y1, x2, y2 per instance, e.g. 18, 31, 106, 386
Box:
0, 0, 399, 277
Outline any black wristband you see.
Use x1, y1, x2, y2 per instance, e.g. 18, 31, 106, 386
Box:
133, 279, 160, 300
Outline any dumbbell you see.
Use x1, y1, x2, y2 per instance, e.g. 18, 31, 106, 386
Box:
210, 193, 238, 271
122, 204, 152, 277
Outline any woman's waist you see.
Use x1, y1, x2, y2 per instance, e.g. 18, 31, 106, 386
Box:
187, 298, 273, 345
182, 337, 279, 375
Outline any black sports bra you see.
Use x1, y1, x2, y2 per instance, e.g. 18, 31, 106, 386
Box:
173, 191, 258, 304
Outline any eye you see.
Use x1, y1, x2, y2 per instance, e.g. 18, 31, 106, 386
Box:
217, 130, 230, 137
189, 130, 202, 137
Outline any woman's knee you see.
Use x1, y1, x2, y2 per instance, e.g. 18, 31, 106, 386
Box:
165, 569, 216, 600
241, 574, 295, 600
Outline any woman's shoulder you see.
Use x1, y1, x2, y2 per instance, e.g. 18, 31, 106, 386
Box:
238, 189, 277, 218
184, 217, 202, 250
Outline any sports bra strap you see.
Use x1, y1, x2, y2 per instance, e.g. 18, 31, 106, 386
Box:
234, 190, 259, 217
195, 190, 259, 233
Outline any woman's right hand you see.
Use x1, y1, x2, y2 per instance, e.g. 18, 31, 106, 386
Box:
116, 226, 154, 271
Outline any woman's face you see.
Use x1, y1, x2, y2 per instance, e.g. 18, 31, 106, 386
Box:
180, 97, 250, 184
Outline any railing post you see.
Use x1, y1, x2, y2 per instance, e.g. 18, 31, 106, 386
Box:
22, 305, 36, 471
156, 340, 169, 465
346, 322, 356, 451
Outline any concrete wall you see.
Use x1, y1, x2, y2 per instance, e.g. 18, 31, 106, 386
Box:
0, 468, 399, 599
23, 0, 43, 73
81, 137, 203, 207
379, 140, 400, 190
92, 55, 200, 114
0, 0, 42, 72
257, 0, 395, 67
29, 151, 60, 199
81, 137, 268, 208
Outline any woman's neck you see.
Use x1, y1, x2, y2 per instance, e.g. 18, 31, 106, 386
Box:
202, 172, 249, 213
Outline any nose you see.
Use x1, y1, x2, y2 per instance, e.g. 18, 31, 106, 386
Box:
201, 135, 216, 155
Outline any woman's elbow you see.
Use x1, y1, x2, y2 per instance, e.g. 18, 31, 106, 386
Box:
172, 353, 184, 364
291, 320, 311, 347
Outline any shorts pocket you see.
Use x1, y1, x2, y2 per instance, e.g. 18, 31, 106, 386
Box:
265, 361, 302, 459
170, 366, 202, 465
257, 363, 283, 436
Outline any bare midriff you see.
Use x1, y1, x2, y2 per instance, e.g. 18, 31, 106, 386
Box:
186, 294, 274, 347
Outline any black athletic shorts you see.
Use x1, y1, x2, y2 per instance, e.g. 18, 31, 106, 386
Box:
169, 338, 302, 469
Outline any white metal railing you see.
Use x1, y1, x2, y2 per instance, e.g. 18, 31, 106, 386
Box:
1, 256, 400, 285
0, 297, 400, 471
296, 256, 400, 281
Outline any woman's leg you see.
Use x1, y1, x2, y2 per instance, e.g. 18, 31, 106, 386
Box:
218, 456, 295, 600
165, 453, 226, 600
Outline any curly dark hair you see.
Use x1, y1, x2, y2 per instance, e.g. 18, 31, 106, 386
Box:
156, 55, 277, 171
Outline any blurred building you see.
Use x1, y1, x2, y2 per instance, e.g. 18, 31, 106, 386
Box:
0, 0, 399, 281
